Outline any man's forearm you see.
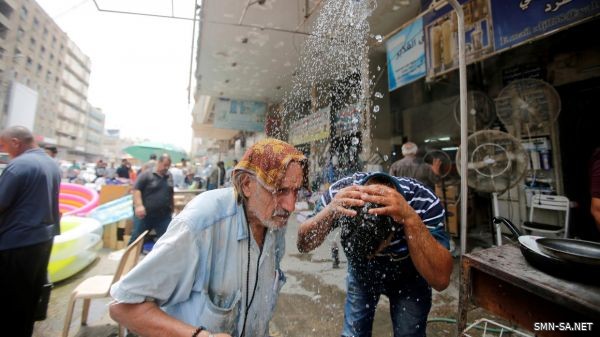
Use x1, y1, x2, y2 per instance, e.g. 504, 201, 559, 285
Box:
403, 214, 453, 291
297, 210, 334, 253
591, 197, 600, 230
109, 301, 198, 337
133, 190, 144, 208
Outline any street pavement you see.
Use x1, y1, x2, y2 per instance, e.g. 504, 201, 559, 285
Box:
32, 212, 498, 337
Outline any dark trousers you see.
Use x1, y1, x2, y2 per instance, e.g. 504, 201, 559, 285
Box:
129, 212, 172, 245
0, 239, 53, 337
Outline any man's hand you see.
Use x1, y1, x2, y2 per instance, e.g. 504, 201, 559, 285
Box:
358, 184, 415, 224
431, 158, 442, 176
135, 205, 146, 219
297, 185, 364, 253
324, 185, 365, 219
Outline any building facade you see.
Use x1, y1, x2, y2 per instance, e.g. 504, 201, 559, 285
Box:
0, 0, 104, 161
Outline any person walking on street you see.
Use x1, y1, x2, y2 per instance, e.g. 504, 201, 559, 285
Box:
389, 142, 441, 191
297, 172, 452, 337
110, 138, 307, 337
0, 126, 62, 337
116, 159, 131, 181
129, 154, 174, 244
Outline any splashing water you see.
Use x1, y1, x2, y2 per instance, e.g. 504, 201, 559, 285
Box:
280, 0, 377, 144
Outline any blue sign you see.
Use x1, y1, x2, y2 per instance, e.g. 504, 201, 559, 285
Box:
213, 98, 266, 132
491, 0, 600, 51
386, 17, 426, 91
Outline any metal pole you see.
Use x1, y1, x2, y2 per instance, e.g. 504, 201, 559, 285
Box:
446, 0, 468, 255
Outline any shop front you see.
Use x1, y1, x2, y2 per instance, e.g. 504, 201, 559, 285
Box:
376, 0, 600, 241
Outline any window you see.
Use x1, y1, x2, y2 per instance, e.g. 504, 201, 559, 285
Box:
40, 45, 45, 57
26, 56, 33, 69
30, 37, 35, 47
33, 17, 39, 30
17, 27, 25, 41
36, 64, 42, 74
20, 6, 28, 20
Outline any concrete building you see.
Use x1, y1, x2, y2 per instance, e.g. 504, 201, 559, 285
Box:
0, 0, 104, 162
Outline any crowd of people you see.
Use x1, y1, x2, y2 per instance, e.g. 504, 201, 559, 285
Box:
6, 124, 599, 337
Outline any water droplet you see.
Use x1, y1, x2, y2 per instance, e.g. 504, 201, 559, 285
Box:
365, 304, 370, 308
377, 66, 381, 71
351, 137, 359, 145
383, 155, 389, 161
373, 105, 380, 113
374, 92, 383, 98
375, 34, 383, 43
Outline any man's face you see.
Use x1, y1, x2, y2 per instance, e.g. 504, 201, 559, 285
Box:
245, 162, 304, 229
157, 159, 171, 175
0, 136, 22, 158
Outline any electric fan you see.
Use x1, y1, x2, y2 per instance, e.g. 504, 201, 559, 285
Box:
453, 91, 496, 133
495, 79, 561, 136
456, 130, 529, 245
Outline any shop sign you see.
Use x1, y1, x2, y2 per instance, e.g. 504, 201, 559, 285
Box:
289, 107, 331, 145
334, 104, 362, 137
386, 17, 426, 91
213, 98, 266, 132
491, 0, 600, 52
421, 0, 494, 78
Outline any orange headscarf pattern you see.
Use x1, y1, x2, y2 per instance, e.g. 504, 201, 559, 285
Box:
233, 138, 308, 190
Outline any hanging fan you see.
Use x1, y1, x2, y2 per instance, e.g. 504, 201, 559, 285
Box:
453, 91, 496, 133
456, 130, 529, 245
424, 149, 452, 178
495, 79, 561, 136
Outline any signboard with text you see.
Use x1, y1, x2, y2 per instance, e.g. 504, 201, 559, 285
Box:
213, 98, 266, 132
491, 0, 600, 51
289, 107, 331, 145
386, 17, 426, 91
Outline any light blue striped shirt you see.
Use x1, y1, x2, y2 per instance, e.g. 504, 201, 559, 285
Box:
111, 187, 286, 337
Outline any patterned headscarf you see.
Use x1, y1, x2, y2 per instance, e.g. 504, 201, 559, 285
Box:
233, 138, 308, 190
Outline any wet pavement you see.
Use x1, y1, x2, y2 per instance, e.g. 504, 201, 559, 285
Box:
32, 215, 510, 337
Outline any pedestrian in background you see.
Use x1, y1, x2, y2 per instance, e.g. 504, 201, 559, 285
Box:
0, 126, 62, 336
129, 154, 174, 244
110, 138, 307, 337
389, 142, 441, 191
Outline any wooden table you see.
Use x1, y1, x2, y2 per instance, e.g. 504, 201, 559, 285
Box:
457, 244, 600, 336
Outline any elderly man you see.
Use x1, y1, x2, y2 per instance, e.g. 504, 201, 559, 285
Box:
110, 138, 307, 337
129, 153, 174, 244
389, 142, 441, 191
298, 172, 452, 337
0, 126, 61, 336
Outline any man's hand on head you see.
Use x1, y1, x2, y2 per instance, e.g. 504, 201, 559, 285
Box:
325, 185, 364, 219
358, 184, 414, 224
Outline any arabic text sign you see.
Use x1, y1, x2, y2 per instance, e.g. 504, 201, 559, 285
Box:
491, 0, 600, 51
289, 107, 331, 145
213, 98, 266, 132
386, 17, 426, 91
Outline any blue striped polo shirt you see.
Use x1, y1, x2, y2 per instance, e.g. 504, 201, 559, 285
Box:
314, 172, 449, 260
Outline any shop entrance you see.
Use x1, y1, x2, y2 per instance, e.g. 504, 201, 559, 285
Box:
557, 77, 600, 240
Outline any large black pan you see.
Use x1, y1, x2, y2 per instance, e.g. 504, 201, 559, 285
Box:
492, 217, 600, 283
537, 237, 600, 266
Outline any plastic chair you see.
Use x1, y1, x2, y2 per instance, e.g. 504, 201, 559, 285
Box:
522, 194, 570, 238
62, 230, 148, 337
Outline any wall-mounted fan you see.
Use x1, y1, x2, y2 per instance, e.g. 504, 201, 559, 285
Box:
495, 79, 561, 136
456, 130, 529, 245
453, 91, 496, 133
